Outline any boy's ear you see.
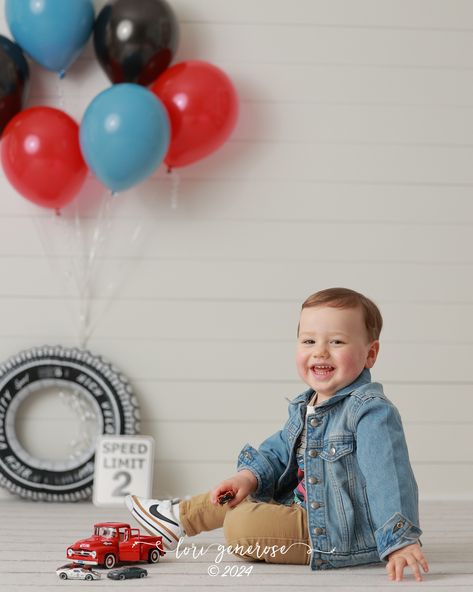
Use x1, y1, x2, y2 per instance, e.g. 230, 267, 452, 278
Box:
365, 340, 380, 368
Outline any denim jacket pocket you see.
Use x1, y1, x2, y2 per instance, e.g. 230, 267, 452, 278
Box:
319, 436, 354, 462
319, 435, 356, 493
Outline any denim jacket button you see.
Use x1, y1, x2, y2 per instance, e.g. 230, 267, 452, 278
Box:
308, 449, 318, 458
243, 451, 252, 460
313, 527, 325, 535
308, 476, 318, 485
310, 501, 321, 509
310, 418, 319, 427
329, 446, 336, 456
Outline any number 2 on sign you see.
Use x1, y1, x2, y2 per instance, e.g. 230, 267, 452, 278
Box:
112, 470, 131, 497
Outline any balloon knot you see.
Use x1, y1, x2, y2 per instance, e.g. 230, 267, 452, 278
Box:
58, 70, 66, 80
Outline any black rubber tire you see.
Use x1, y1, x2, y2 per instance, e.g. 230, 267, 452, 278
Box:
140, 572, 146, 578
149, 549, 160, 563
85, 574, 93, 581
119, 574, 125, 580
59, 572, 67, 580
0, 345, 139, 501
104, 553, 117, 569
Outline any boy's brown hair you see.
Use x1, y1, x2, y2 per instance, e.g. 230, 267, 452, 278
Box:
299, 287, 383, 342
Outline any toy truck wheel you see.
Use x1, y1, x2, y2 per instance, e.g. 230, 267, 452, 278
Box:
140, 572, 145, 578
59, 573, 67, 580
148, 549, 160, 563
85, 574, 93, 581
104, 553, 117, 569
119, 574, 125, 580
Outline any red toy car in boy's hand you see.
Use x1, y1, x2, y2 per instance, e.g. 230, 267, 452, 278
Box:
66, 522, 165, 569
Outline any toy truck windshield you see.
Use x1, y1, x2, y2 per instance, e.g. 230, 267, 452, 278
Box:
94, 526, 117, 538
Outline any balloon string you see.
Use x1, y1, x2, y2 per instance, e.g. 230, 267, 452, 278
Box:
58, 387, 98, 460
33, 211, 99, 456
38, 191, 141, 350
53, 207, 92, 347
56, 75, 65, 111
85, 216, 144, 341
33, 212, 78, 338
167, 168, 180, 209
79, 190, 114, 347
72, 197, 91, 349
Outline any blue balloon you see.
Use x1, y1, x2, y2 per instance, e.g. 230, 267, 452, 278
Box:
80, 84, 170, 193
5, 0, 94, 75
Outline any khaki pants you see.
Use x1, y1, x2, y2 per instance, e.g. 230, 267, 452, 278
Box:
179, 492, 311, 565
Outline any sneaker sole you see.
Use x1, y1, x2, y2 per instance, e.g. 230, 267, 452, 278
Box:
126, 495, 181, 551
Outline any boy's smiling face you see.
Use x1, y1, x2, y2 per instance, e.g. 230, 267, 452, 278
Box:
296, 305, 379, 402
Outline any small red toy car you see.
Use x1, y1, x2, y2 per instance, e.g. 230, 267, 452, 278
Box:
66, 522, 165, 569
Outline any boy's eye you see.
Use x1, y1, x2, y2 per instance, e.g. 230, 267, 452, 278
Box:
303, 339, 315, 345
330, 340, 344, 345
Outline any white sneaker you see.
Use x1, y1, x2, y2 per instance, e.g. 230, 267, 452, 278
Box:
125, 495, 184, 551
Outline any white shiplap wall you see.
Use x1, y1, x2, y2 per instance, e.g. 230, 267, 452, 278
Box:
0, 0, 472, 501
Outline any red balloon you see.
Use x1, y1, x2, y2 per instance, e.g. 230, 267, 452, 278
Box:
150, 61, 238, 168
1, 106, 87, 210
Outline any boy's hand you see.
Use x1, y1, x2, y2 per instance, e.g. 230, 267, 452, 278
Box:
210, 470, 258, 508
386, 542, 429, 582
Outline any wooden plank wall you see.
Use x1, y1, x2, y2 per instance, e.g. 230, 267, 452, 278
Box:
0, 0, 472, 500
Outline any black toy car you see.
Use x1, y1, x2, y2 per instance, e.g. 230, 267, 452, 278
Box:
107, 566, 148, 580
217, 490, 235, 505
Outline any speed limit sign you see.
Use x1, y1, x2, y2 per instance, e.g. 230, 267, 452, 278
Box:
93, 435, 155, 507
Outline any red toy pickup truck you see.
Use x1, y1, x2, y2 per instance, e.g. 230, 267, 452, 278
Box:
66, 522, 165, 569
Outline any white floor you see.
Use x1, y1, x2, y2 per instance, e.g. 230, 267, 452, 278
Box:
0, 499, 471, 591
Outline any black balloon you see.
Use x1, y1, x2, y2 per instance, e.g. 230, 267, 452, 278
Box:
0, 35, 29, 135
94, 0, 179, 86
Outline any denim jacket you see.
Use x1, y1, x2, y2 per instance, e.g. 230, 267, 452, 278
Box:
237, 369, 422, 570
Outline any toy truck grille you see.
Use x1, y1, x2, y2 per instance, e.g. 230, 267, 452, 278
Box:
73, 550, 94, 558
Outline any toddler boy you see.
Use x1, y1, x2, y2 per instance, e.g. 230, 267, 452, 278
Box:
126, 287, 429, 582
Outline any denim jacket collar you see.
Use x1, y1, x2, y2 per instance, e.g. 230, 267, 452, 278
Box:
291, 368, 372, 407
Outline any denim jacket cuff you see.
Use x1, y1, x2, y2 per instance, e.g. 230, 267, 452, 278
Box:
375, 512, 423, 560
237, 444, 275, 501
